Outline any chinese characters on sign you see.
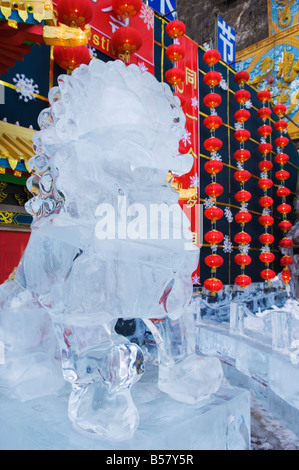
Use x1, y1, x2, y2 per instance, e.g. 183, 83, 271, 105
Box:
148, 0, 177, 20
217, 16, 235, 66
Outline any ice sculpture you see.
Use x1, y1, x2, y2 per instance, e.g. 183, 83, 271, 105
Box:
0, 59, 223, 441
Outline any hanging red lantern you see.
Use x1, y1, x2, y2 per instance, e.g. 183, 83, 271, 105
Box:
259, 233, 274, 245
277, 186, 291, 198
234, 109, 250, 123
203, 115, 222, 130
259, 196, 274, 207
112, 0, 142, 18
261, 269, 276, 281
257, 125, 272, 137
235, 274, 252, 288
259, 214, 274, 227
203, 71, 222, 87
203, 92, 222, 109
258, 178, 273, 190
234, 149, 251, 163
256, 90, 271, 102
204, 137, 223, 152
280, 255, 294, 266
111, 26, 142, 61
234, 129, 251, 142
259, 160, 273, 172
258, 143, 273, 155
234, 170, 251, 183
273, 103, 287, 117
257, 107, 272, 120
53, 45, 90, 72
204, 206, 224, 222
278, 220, 292, 231
274, 120, 288, 132
234, 190, 251, 203
281, 267, 291, 285
275, 153, 289, 165
275, 169, 290, 181
204, 159, 223, 175
203, 49, 221, 66
204, 277, 223, 294
259, 251, 275, 264
275, 136, 289, 148
234, 232, 251, 245
235, 211, 252, 225
56, 0, 93, 28
165, 67, 185, 86
234, 89, 251, 104
205, 254, 224, 269
234, 70, 250, 84
277, 203, 292, 214
234, 253, 252, 267
205, 230, 224, 245
205, 182, 224, 198
279, 238, 293, 248
166, 20, 186, 39
165, 44, 185, 63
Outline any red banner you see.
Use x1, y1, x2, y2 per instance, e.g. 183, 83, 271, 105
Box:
89, 0, 155, 74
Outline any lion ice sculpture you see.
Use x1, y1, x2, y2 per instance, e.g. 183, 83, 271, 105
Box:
0, 59, 223, 441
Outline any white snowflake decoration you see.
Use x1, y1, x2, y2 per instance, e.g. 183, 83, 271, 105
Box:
277, 146, 282, 154
261, 245, 270, 253
13, 74, 39, 103
181, 127, 192, 146
192, 274, 200, 284
237, 161, 244, 170
262, 208, 271, 215
260, 171, 268, 179
204, 197, 214, 209
210, 151, 222, 161
234, 122, 243, 131
244, 99, 253, 109
224, 206, 233, 223
239, 244, 250, 255
138, 62, 148, 74
189, 173, 199, 189
210, 108, 218, 115
218, 74, 228, 90
191, 96, 199, 110
203, 42, 211, 51
240, 202, 249, 212
139, 4, 154, 30
211, 244, 218, 253
223, 235, 233, 253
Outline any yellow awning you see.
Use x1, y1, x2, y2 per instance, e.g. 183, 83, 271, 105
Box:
0, 121, 35, 173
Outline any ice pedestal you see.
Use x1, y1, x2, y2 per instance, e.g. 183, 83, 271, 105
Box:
0, 365, 250, 450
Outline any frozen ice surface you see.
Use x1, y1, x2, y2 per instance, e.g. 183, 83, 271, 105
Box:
0, 366, 250, 450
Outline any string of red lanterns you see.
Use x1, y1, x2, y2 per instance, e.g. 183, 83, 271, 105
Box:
256, 89, 276, 284
165, 20, 186, 88
202, 49, 224, 296
273, 103, 293, 286
233, 71, 252, 289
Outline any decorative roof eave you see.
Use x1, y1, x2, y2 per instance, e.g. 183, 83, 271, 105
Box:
0, 0, 54, 24
0, 120, 34, 173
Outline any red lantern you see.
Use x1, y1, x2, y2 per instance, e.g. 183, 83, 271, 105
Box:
275, 170, 290, 181
234, 129, 251, 142
112, 0, 142, 18
257, 107, 272, 120
234, 109, 250, 123
273, 103, 287, 117
204, 206, 224, 222
278, 220, 292, 231
234, 149, 251, 162
277, 203, 292, 214
234, 231, 251, 245
204, 277, 223, 294
261, 269, 276, 281
275, 153, 289, 165
257, 125, 272, 137
203, 49, 221, 66
259, 215, 274, 227
205, 182, 224, 198
280, 255, 293, 266
256, 90, 271, 102
258, 178, 273, 190
258, 143, 273, 155
259, 196, 274, 207
277, 186, 291, 198
279, 238, 293, 249
235, 190, 251, 203
203, 115, 222, 130
259, 252, 275, 264
234, 71, 250, 84
204, 137, 223, 152
165, 20, 186, 38
234, 170, 251, 183
204, 159, 223, 175
56, 0, 93, 27
235, 274, 252, 288
205, 254, 224, 269
275, 136, 289, 148
235, 253, 252, 267
259, 233, 274, 245
235, 211, 252, 225
111, 26, 142, 61
274, 120, 288, 131
53, 45, 90, 71
203, 71, 222, 87
203, 92, 222, 109
165, 67, 185, 86
259, 160, 273, 172
234, 89, 251, 104
165, 44, 185, 62
205, 230, 224, 245
282, 267, 291, 285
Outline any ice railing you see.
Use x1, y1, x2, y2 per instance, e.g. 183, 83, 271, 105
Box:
191, 280, 299, 364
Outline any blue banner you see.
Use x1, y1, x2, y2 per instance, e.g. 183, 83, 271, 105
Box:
217, 16, 236, 66
148, 0, 177, 20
